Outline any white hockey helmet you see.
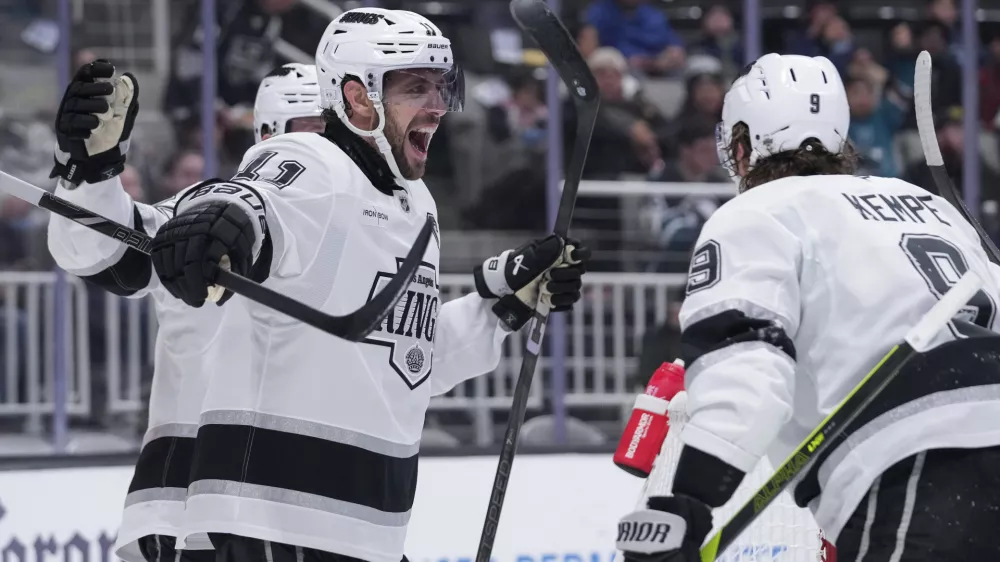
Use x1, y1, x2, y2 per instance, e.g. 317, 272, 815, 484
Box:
314, 8, 464, 181
253, 63, 323, 143
717, 53, 849, 183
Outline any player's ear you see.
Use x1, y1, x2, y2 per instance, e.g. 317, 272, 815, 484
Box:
343, 80, 374, 122
735, 142, 749, 176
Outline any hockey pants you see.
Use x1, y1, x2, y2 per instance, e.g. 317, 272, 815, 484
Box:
836, 444, 1000, 561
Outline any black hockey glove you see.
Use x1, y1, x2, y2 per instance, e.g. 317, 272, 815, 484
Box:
150, 201, 256, 307
617, 495, 713, 562
473, 234, 591, 331
51, 59, 139, 186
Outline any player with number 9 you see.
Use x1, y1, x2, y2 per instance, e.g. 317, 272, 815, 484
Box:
616, 54, 1000, 562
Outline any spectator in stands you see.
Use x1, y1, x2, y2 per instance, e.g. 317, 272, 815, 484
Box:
847, 48, 889, 94
649, 116, 728, 184
487, 68, 547, 155
980, 32, 1000, 129
0, 197, 30, 269
919, 20, 962, 112
163, 0, 325, 138
580, 47, 670, 177
925, 0, 960, 56
884, 22, 918, 94
820, 15, 855, 76
904, 109, 1000, 218
120, 165, 147, 204
846, 76, 907, 178
72, 47, 99, 71
664, 72, 725, 157
688, 5, 743, 82
462, 68, 549, 230
159, 149, 205, 200
785, 0, 838, 58
577, 0, 686, 76
173, 111, 246, 179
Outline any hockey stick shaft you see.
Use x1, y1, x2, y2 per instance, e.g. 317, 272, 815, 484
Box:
475, 1, 599, 560
700, 271, 984, 561
0, 170, 430, 341
914, 51, 1000, 264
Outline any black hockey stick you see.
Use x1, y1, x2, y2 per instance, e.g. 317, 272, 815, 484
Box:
475, 2, 599, 561
0, 170, 433, 342
698, 271, 984, 561
914, 50, 1000, 264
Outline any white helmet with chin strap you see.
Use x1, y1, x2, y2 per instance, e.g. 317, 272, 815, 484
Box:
253, 63, 323, 143
717, 53, 849, 183
315, 8, 464, 182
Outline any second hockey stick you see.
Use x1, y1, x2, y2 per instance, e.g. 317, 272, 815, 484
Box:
698, 271, 984, 561
914, 50, 1000, 264
475, 1, 599, 561
0, 170, 433, 342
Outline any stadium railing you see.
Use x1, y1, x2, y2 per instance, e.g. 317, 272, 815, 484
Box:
0, 272, 90, 429
0, 271, 687, 446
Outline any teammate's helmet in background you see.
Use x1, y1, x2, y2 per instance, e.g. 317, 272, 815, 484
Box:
253, 63, 323, 143
314, 8, 465, 181
717, 54, 849, 183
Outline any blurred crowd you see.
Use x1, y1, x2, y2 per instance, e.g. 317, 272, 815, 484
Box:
3, 0, 1000, 272
3, 0, 1000, 445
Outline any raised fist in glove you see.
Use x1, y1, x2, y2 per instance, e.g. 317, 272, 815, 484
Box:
51, 59, 139, 186
151, 200, 257, 308
617, 495, 713, 562
473, 234, 591, 331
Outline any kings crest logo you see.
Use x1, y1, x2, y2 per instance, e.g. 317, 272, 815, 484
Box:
363, 258, 439, 389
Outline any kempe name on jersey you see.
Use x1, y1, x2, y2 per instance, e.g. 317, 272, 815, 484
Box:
364, 259, 439, 389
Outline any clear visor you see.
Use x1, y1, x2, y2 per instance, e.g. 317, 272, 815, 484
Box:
286, 115, 325, 133
715, 121, 730, 170
381, 66, 465, 112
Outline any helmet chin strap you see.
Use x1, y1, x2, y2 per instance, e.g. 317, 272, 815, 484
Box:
333, 101, 409, 187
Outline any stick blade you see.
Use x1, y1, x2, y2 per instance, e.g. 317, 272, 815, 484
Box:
509, 0, 598, 103
913, 51, 943, 166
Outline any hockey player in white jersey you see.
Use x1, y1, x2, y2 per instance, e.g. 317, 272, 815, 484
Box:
616, 54, 1000, 561
145, 9, 591, 562
45, 60, 327, 562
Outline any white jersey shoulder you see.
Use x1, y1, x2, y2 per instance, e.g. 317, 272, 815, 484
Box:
678, 173, 1000, 543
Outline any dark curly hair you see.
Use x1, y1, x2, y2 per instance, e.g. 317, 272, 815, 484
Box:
723, 122, 859, 192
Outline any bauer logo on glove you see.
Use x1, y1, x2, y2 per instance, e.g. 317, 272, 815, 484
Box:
50, 59, 140, 186
472, 234, 591, 331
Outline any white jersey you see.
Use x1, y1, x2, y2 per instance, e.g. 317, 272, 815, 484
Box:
46, 179, 250, 561
676, 174, 1000, 542
174, 132, 508, 562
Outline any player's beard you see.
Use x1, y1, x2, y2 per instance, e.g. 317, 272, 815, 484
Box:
383, 106, 436, 181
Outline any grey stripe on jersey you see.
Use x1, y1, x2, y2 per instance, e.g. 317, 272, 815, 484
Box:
187, 479, 411, 527
198, 409, 420, 458
685, 340, 794, 385
815, 384, 1000, 493
124, 486, 188, 507
141, 422, 200, 448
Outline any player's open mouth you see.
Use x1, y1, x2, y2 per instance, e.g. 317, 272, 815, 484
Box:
407, 127, 435, 157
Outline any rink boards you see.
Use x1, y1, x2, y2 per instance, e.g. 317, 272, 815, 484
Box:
0, 453, 807, 562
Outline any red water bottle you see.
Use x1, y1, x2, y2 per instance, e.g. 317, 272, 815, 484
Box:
613, 359, 686, 477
